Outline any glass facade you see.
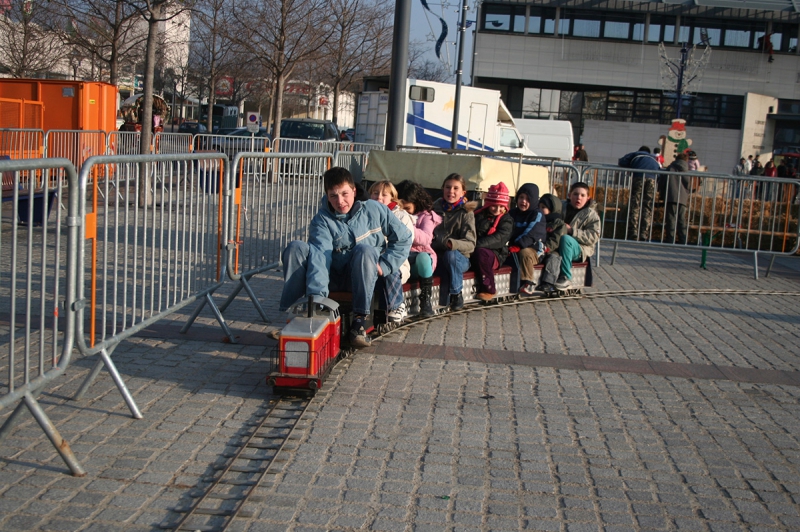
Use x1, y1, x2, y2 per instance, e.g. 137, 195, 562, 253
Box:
491, 85, 745, 136
480, 4, 799, 53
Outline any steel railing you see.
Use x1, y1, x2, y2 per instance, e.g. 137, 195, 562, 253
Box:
44, 130, 107, 170
201, 152, 332, 325
0, 128, 45, 160
0, 158, 84, 476
579, 164, 800, 278
154, 132, 193, 154
74, 153, 233, 419
107, 131, 141, 156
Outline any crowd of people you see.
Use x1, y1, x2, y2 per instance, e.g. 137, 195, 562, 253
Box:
618, 145, 704, 245
277, 167, 600, 348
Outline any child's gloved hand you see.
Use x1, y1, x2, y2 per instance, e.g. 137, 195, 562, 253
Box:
509, 245, 521, 253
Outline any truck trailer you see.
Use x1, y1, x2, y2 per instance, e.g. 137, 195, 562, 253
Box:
355, 80, 534, 156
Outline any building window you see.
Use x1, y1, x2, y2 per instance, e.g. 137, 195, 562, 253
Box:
478, 6, 793, 56
572, 17, 601, 39
482, 4, 526, 33
604, 21, 630, 40
607, 91, 635, 122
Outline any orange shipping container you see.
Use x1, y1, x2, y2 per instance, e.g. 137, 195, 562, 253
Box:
0, 79, 118, 133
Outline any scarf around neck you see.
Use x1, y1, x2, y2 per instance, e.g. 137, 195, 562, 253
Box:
442, 197, 466, 212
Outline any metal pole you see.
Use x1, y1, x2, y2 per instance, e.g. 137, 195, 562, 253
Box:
450, 0, 469, 149
385, 0, 412, 151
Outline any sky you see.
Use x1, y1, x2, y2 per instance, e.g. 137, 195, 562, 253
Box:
409, 0, 479, 84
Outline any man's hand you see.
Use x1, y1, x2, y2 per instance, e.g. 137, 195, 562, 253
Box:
566, 223, 572, 234
377, 263, 383, 276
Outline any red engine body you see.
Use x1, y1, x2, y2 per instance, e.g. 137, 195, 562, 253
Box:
267, 296, 341, 392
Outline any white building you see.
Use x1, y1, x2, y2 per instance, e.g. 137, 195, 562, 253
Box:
472, 0, 800, 171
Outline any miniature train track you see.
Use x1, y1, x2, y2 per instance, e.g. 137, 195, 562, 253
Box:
169, 288, 799, 531
167, 396, 315, 531
373, 288, 800, 339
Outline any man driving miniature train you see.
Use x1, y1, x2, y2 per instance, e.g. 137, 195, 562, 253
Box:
278, 167, 412, 348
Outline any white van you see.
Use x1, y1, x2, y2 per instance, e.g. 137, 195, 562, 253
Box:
516, 119, 574, 160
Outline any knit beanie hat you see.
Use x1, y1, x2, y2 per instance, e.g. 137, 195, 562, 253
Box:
481, 182, 510, 209
474, 182, 511, 235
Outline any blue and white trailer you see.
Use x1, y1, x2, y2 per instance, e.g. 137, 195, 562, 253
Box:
355, 79, 534, 156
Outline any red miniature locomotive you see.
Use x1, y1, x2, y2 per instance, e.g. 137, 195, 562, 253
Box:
266, 296, 341, 393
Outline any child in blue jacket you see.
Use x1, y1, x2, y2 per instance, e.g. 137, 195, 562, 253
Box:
279, 167, 412, 347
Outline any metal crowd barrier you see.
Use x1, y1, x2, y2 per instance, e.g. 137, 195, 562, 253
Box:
335, 150, 370, 185
194, 132, 270, 161
580, 164, 800, 278
154, 132, 193, 154
0, 158, 84, 476
74, 153, 232, 419
107, 131, 141, 156
271, 138, 337, 154
335, 141, 383, 153
202, 152, 331, 325
44, 130, 107, 170
0, 128, 45, 160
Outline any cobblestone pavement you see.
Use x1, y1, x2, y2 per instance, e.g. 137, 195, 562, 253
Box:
1, 245, 800, 531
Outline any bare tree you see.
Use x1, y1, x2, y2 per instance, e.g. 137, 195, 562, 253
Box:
130, 0, 190, 164
232, 0, 331, 143
192, 0, 238, 132
316, 0, 393, 125
0, 0, 67, 77
408, 57, 452, 83
45, 0, 147, 85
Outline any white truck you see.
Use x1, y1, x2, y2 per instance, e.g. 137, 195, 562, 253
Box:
355, 80, 534, 156
515, 118, 575, 160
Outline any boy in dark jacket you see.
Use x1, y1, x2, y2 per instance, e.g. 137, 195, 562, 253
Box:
540, 183, 601, 292
539, 193, 567, 253
472, 182, 513, 301
508, 183, 545, 296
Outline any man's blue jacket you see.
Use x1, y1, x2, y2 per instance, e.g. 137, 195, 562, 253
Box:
306, 197, 412, 298
618, 151, 660, 180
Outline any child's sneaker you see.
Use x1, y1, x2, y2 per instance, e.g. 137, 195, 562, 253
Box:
554, 276, 572, 290
388, 303, 406, 323
519, 282, 536, 296
348, 315, 371, 348
476, 292, 494, 301
540, 282, 556, 294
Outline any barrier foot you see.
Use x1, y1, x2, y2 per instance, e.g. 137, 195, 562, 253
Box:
204, 292, 237, 343
217, 282, 245, 314
73, 347, 142, 419
240, 276, 271, 323
73, 358, 105, 401
753, 252, 759, 280
99, 348, 142, 419
610, 242, 618, 266
23, 392, 86, 477
181, 296, 210, 333
180, 292, 237, 343
0, 398, 30, 442
766, 254, 776, 278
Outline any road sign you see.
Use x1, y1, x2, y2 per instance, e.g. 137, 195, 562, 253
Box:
247, 112, 259, 133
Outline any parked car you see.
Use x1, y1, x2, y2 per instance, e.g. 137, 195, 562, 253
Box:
279, 118, 339, 142
215, 127, 271, 159
213, 127, 240, 136
178, 121, 208, 135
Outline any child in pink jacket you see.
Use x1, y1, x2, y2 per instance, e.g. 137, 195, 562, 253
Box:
397, 180, 442, 316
